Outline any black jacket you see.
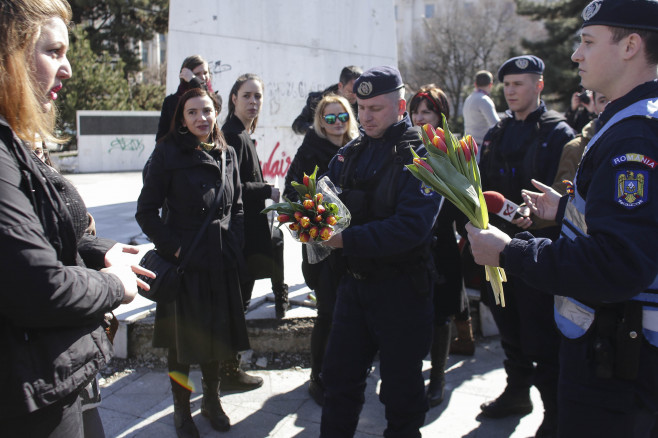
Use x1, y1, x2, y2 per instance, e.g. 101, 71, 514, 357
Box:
135, 136, 250, 361
284, 128, 340, 202
480, 103, 575, 237
0, 118, 124, 419
222, 115, 274, 278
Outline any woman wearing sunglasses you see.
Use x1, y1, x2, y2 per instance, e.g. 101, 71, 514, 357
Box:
283, 94, 358, 405
409, 85, 473, 407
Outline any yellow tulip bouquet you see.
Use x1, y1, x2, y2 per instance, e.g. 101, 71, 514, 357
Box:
407, 117, 506, 306
261, 166, 351, 263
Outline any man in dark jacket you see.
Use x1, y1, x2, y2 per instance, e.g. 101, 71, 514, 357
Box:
477, 55, 576, 438
467, 1, 658, 436
319, 66, 442, 438
291, 65, 362, 135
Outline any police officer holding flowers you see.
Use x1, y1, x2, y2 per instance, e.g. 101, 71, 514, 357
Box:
319, 66, 442, 437
467, 0, 658, 436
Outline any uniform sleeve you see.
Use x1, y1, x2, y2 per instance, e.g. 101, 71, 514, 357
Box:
135, 144, 182, 256
503, 126, 658, 303
0, 141, 124, 327
340, 149, 442, 258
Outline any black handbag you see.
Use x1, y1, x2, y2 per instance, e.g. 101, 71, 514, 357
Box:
137, 151, 226, 302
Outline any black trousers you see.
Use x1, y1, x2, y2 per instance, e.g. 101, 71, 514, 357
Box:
485, 275, 560, 411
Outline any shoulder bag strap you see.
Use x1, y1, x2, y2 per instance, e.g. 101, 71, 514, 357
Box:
177, 150, 226, 273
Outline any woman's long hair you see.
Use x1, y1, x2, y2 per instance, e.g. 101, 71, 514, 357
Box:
0, 0, 72, 143
226, 73, 264, 134
175, 54, 214, 96
168, 88, 227, 152
313, 94, 359, 146
408, 84, 451, 129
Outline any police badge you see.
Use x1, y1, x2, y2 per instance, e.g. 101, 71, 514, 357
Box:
515, 59, 529, 70
616, 169, 648, 208
582, 1, 602, 21
357, 81, 373, 97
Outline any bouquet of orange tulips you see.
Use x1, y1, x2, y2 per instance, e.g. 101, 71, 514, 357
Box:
261, 166, 350, 262
407, 116, 506, 306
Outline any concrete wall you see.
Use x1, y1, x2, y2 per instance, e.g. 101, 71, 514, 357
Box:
76, 110, 160, 173
168, 0, 398, 186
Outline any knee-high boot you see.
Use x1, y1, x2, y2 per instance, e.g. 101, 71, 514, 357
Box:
427, 323, 451, 407
170, 378, 199, 438
201, 363, 230, 432
450, 317, 475, 356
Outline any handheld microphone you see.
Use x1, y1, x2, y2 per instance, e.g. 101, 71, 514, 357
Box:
483, 191, 522, 222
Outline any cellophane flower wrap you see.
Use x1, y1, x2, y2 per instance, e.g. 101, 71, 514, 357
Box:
406, 116, 507, 307
261, 166, 351, 263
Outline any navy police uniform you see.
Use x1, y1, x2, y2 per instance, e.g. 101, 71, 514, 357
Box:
478, 56, 576, 427
499, 1, 658, 436
319, 67, 442, 438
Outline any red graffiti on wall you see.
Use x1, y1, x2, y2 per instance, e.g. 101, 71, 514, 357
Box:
261, 141, 292, 180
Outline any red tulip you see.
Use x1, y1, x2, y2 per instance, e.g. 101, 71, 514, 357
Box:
413, 157, 434, 173
303, 174, 310, 187
309, 226, 319, 239
305, 193, 312, 199
423, 124, 436, 142
460, 139, 471, 162
277, 214, 290, 223
289, 223, 300, 231
326, 215, 337, 226
432, 136, 448, 153
300, 216, 311, 228
435, 127, 446, 143
319, 227, 333, 241
303, 199, 315, 210
465, 135, 478, 158
314, 193, 323, 204
299, 232, 311, 243
316, 204, 326, 215
315, 214, 323, 222
294, 211, 304, 222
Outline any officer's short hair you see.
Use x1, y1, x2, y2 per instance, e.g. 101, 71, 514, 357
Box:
475, 71, 494, 87
609, 27, 658, 65
339, 66, 363, 85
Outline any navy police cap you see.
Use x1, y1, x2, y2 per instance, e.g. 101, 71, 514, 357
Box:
581, 0, 658, 32
497, 55, 545, 82
353, 65, 404, 100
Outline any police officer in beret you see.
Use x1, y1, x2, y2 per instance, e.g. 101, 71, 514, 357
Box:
467, 0, 658, 436
476, 55, 576, 437
318, 65, 442, 437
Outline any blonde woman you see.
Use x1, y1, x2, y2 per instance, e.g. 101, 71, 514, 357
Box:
283, 94, 358, 405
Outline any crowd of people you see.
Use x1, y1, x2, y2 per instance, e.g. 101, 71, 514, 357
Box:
2, 0, 658, 437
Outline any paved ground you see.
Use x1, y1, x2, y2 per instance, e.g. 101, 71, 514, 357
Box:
67, 171, 544, 438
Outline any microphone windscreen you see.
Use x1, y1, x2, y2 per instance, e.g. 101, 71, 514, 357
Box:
483, 191, 506, 214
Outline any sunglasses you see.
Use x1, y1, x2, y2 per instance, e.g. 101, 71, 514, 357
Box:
323, 112, 349, 124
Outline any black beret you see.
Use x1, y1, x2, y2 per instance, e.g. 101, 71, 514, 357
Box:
497, 55, 545, 82
353, 65, 404, 100
581, 0, 658, 32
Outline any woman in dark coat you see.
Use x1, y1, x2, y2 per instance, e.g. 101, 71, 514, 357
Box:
156, 55, 213, 143
0, 1, 148, 436
136, 88, 248, 436
284, 94, 359, 406
409, 85, 471, 407
222, 74, 288, 316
